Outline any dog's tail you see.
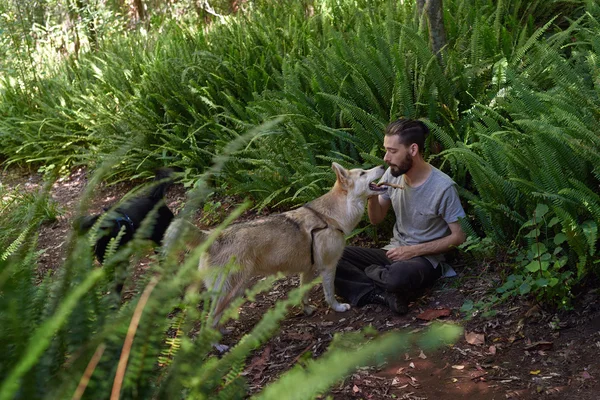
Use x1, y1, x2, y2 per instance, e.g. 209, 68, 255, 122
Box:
148, 167, 176, 201
161, 218, 208, 261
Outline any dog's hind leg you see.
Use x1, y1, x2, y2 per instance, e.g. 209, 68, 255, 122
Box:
300, 270, 318, 316
208, 271, 248, 329
320, 266, 351, 312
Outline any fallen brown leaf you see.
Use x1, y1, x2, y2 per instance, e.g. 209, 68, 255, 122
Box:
524, 304, 541, 318
416, 308, 451, 321
465, 331, 485, 346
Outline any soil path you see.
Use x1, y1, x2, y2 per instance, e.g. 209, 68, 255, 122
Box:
2, 167, 599, 399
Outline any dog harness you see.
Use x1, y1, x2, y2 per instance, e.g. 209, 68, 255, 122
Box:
114, 211, 135, 233
302, 205, 345, 265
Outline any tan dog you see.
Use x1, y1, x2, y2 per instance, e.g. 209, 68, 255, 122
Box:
165, 162, 386, 326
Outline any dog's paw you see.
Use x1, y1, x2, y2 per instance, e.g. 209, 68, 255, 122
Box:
213, 343, 230, 353
219, 326, 235, 336
303, 305, 315, 316
333, 302, 351, 312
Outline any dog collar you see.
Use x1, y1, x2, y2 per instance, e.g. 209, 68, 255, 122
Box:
115, 212, 134, 232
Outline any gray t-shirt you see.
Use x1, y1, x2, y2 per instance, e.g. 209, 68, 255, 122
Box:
380, 166, 465, 275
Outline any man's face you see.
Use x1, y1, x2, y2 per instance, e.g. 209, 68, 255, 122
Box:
383, 135, 413, 177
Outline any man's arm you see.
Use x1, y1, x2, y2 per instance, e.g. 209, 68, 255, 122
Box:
385, 221, 466, 261
367, 195, 391, 225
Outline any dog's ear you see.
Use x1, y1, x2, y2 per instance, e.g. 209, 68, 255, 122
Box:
332, 162, 349, 187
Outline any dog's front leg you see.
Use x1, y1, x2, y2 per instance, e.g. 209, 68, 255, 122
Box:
320, 267, 350, 312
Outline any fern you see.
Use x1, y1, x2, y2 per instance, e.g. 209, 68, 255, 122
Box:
158, 310, 186, 367
0, 268, 104, 400
1, 224, 34, 261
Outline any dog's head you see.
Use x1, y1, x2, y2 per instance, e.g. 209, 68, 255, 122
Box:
332, 162, 386, 199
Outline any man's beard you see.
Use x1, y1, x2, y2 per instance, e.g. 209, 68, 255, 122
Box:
389, 153, 413, 177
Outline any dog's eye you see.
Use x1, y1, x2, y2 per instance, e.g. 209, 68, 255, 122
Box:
360, 172, 365, 176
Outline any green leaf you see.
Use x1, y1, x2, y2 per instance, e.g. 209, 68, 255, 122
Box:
554, 233, 567, 245
548, 217, 560, 228
553, 246, 563, 255
524, 228, 540, 238
554, 257, 568, 269
519, 283, 531, 295
530, 243, 547, 258
534, 204, 549, 218
525, 261, 540, 273
460, 299, 474, 312
534, 278, 549, 288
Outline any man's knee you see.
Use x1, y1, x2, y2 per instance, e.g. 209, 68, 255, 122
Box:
385, 273, 411, 293
385, 258, 436, 293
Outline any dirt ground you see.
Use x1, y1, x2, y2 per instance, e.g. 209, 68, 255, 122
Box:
2, 167, 599, 400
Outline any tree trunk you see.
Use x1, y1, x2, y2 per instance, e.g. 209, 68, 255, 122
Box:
195, 1, 224, 25
133, 0, 145, 21
230, 0, 246, 14
67, 0, 81, 57
425, 0, 446, 62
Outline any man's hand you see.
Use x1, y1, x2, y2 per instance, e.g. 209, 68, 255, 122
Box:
368, 195, 391, 225
386, 246, 417, 261
385, 223, 466, 262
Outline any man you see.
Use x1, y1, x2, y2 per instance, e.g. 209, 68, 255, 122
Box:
335, 118, 467, 314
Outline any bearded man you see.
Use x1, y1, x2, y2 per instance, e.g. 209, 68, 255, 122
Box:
334, 119, 467, 314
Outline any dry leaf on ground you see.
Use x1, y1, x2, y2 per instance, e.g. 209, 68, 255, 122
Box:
465, 331, 485, 346
416, 308, 451, 321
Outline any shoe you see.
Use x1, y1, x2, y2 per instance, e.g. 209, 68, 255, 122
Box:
361, 289, 409, 315
360, 289, 386, 306
384, 291, 409, 315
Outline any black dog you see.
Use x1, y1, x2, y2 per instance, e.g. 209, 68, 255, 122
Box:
75, 168, 176, 264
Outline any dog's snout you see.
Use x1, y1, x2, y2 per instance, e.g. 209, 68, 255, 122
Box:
379, 165, 385, 170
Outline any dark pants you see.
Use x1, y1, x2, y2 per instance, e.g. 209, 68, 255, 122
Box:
334, 246, 442, 306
